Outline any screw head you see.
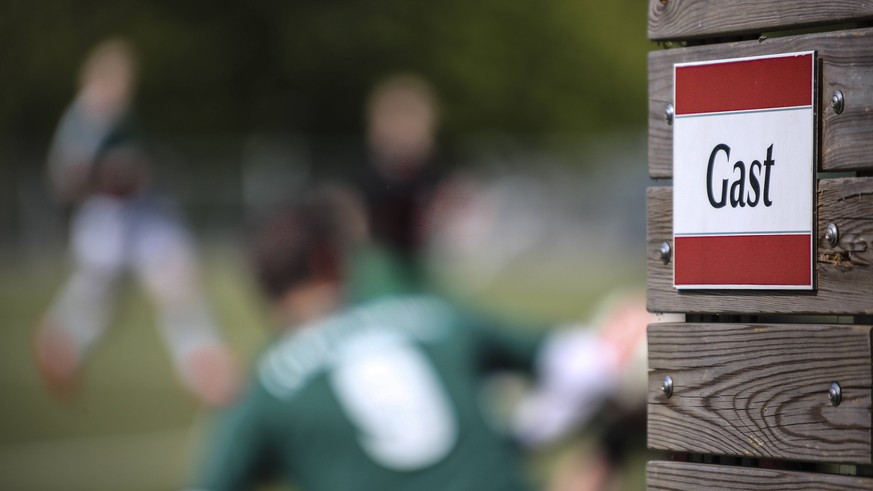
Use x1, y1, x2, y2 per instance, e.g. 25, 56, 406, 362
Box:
662, 375, 674, 398
659, 241, 672, 265
825, 223, 839, 248
831, 90, 844, 114
664, 103, 675, 125
828, 382, 842, 406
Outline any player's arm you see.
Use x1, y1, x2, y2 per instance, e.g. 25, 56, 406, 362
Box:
467, 310, 548, 374
469, 310, 616, 447
512, 296, 651, 447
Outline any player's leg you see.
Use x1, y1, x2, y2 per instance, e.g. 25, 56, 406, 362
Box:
35, 197, 126, 399
132, 208, 240, 406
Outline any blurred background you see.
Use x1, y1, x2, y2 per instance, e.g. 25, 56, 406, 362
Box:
0, 0, 654, 490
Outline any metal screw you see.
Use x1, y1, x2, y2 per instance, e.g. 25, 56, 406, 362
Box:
825, 223, 839, 248
831, 90, 844, 114
662, 375, 674, 398
828, 382, 842, 406
664, 103, 674, 125
659, 241, 672, 265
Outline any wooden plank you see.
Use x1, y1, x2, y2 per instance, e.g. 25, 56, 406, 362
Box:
646, 178, 873, 314
647, 323, 873, 464
647, 461, 873, 490
648, 0, 873, 41
648, 27, 873, 178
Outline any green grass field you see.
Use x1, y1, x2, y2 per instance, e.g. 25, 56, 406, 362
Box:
0, 241, 649, 491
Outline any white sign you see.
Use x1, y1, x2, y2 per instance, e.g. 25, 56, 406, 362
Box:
673, 51, 815, 290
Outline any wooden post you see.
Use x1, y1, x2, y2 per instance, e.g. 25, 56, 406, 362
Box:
646, 2, 873, 487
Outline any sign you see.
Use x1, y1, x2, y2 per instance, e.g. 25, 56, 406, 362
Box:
672, 52, 815, 290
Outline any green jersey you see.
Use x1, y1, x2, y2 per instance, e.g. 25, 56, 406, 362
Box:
193, 295, 544, 491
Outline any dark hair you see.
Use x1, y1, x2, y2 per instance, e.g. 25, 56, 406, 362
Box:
251, 197, 344, 301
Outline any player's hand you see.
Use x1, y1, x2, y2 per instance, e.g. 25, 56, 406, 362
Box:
595, 295, 651, 371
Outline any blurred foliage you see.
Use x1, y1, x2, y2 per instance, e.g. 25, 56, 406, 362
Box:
0, 0, 650, 140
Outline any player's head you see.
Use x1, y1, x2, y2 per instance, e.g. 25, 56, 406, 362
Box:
251, 191, 356, 324
366, 74, 439, 176
78, 38, 138, 120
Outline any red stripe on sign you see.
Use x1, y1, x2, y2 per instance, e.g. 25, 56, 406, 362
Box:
675, 54, 813, 115
674, 234, 811, 286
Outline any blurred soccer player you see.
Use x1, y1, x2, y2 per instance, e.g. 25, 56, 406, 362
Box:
188, 192, 649, 490
352, 74, 447, 291
34, 38, 240, 407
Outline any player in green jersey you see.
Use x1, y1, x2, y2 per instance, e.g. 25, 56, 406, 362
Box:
188, 194, 647, 491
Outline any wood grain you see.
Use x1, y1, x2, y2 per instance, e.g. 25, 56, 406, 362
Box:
648, 0, 873, 41
646, 178, 873, 315
647, 323, 873, 464
649, 28, 873, 178
647, 461, 873, 490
